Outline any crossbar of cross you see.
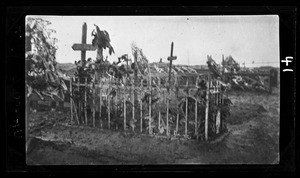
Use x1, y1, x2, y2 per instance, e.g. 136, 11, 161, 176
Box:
71, 23, 97, 62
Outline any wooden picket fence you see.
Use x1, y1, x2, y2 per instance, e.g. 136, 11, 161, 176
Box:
69, 72, 225, 141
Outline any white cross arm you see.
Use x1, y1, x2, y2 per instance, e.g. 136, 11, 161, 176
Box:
167, 56, 177, 61
72, 44, 97, 51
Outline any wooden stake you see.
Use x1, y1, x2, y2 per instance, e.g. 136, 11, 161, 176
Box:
70, 78, 73, 123
124, 95, 126, 131
218, 80, 222, 133
108, 92, 110, 129
115, 88, 118, 127
71, 98, 80, 125
220, 89, 223, 131
140, 78, 143, 133
140, 98, 143, 133
149, 75, 152, 135
216, 80, 219, 105
205, 75, 210, 141
166, 42, 177, 136
92, 74, 96, 127
176, 76, 179, 134
166, 94, 169, 136
133, 50, 138, 124
99, 81, 102, 128
195, 99, 197, 136
176, 114, 179, 134
158, 78, 161, 133
166, 76, 170, 136
214, 84, 217, 105
132, 85, 135, 122
77, 79, 80, 123
84, 78, 87, 126
185, 89, 188, 136
216, 109, 221, 134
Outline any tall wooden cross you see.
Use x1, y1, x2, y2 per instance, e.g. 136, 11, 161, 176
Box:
72, 22, 97, 62
167, 42, 177, 92
166, 42, 177, 136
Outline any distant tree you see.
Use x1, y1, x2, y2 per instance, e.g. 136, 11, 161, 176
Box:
25, 17, 67, 101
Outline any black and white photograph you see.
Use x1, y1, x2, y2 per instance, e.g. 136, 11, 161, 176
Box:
25, 15, 280, 165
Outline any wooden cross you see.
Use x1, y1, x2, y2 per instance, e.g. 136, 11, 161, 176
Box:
166, 42, 177, 136
167, 42, 177, 92
72, 22, 97, 62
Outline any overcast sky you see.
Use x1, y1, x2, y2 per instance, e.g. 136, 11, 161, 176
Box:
27, 15, 279, 67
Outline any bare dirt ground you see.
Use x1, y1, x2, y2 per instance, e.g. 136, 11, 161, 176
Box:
26, 88, 279, 165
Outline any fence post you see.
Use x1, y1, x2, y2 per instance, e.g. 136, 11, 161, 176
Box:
216, 80, 219, 104
205, 75, 210, 141
184, 81, 189, 137
214, 84, 217, 104
216, 80, 221, 134
115, 87, 119, 130
175, 76, 179, 134
140, 79, 143, 133
70, 78, 73, 124
124, 93, 127, 131
71, 96, 80, 125
99, 80, 102, 128
140, 97, 143, 133
220, 87, 224, 131
166, 92, 170, 136
132, 84, 135, 132
84, 78, 88, 126
149, 75, 152, 135
195, 98, 197, 136
134, 51, 138, 124
77, 79, 80, 124
185, 95, 188, 137
92, 74, 96, 127
108, 90, 110, 129
158, 77, 161, 133
132, 84, 134, 121
216, 110, 221, 134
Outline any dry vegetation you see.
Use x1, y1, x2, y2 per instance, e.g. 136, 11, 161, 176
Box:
27, 86, 279, 164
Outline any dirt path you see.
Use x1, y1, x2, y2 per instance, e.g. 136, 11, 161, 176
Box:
27, 90, 279, 165
221, 90, 279, 164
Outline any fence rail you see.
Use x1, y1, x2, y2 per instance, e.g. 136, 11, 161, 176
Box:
69, 73, 225, 141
